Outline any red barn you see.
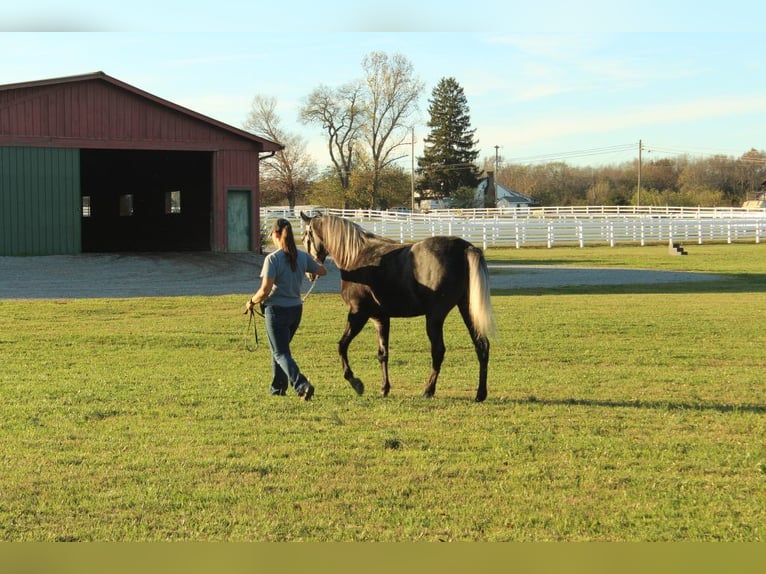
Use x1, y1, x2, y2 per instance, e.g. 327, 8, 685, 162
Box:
0, 71, 281, 255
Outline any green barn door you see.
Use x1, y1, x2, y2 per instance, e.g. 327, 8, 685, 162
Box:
226, 189, 251, 252
0, 147, 81, 255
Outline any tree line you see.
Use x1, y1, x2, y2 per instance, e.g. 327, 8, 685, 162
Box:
490, 149, 766, 208
245, 51, 766, 210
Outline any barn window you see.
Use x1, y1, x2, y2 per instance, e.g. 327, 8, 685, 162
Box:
82, 195, 91, 217
165, 190, 181, 214
119, 194, 134, 216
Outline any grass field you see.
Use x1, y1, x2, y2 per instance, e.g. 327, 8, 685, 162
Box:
1, 243, 765, 541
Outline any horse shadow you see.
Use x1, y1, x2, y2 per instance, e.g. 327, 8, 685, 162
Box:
506, 394, 766, 415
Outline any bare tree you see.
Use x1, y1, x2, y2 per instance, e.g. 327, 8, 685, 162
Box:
301, 52, 424, 209
300, 83, 364, 201
362, 52, 424, 208
243, 95, 317, 209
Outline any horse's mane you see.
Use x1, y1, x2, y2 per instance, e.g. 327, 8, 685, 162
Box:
317, 215, 395, 269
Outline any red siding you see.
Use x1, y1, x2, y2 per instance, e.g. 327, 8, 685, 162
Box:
0, 81, 248, 151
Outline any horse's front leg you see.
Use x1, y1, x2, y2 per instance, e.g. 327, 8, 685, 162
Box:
339, 311, 368, 395
371, 316, 391, 397
423, 313, 446, 398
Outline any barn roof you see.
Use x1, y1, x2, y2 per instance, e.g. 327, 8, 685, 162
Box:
0, 71, 283, 152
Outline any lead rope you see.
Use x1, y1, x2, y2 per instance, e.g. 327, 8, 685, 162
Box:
302, 276, 319, 302
243, 305, 263, 352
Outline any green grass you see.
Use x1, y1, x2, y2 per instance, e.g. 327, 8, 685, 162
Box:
486, 241, 766, 275
1, 243, 765, 541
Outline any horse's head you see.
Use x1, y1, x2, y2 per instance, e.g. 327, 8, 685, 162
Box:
300, 212, 328, 263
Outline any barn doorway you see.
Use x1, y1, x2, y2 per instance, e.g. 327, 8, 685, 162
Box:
80, 149, 213, 252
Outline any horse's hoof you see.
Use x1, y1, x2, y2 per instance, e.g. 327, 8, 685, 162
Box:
474, 395, 487, 403
350, 379, 364, 395
422, 391, 434, 399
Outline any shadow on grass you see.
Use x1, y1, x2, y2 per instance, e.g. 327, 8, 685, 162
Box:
505, 395, 766, 415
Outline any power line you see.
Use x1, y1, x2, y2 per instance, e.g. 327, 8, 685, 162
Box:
507, 143, 636, 164
417, 162, 479, 173
413, 141, 766, 171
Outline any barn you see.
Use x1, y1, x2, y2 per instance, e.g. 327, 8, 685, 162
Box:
0, 71, 282, 256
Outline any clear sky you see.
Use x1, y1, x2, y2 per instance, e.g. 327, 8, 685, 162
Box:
2, 2, 765, 169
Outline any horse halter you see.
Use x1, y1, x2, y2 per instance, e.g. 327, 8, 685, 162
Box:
302, 221, 327, 263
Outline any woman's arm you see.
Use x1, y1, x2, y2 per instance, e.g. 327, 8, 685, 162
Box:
244, 275, 275, 314
306, 257, 327, 281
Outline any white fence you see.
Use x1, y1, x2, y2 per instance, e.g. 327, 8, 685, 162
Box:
261, 206, 766, 249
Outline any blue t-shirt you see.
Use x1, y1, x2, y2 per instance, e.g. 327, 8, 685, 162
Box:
261, 249, 321, 308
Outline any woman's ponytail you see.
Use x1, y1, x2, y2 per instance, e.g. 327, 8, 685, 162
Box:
272, 218, 298, 271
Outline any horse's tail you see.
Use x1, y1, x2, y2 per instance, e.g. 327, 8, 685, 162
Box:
466, 246, 496, 339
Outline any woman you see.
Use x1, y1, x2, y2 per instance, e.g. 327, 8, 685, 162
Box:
245, 218, 327, 399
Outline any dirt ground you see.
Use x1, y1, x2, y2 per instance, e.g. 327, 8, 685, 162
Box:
0, 252, 722, 300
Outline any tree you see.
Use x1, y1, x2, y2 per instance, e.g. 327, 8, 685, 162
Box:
305, 167, 347, 208
302, 52, 423, 209
491, 147, 765, 207
362, 52, 424, 208
417, 77, 481, 203
243, 95, 317, 209
349, 155, 412, 210
300, 83, 364, 202
735, 149, 766, 201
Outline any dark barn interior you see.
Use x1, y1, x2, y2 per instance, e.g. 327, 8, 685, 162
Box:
80, 149, 212, 252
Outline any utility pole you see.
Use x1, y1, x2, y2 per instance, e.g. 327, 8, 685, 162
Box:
411, 127, 416, 211
495, 145, 500, 207
637, 139, 642, 208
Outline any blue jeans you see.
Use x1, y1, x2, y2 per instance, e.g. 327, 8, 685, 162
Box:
264, 304, 310, 396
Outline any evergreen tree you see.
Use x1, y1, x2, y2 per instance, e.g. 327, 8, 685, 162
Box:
417, 77, 481, 202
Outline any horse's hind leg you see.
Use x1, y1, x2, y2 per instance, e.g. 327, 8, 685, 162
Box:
423, 313, 446, 398
339, 312, 368, 395
371, 316, 391, 397
458, 300, 490, 402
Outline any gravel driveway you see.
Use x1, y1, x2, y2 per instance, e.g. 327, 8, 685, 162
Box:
0, 253, 722, 300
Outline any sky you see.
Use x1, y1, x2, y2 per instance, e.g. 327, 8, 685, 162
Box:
2, 2, 765, 170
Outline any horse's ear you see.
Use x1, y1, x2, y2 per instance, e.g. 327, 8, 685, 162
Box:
300, 211, 312, 223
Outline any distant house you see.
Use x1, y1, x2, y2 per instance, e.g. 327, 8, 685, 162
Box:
742, 188, 766, 210
476, 172, 537, 208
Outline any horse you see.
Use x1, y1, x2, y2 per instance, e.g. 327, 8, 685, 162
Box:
300, 212, 496, 402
